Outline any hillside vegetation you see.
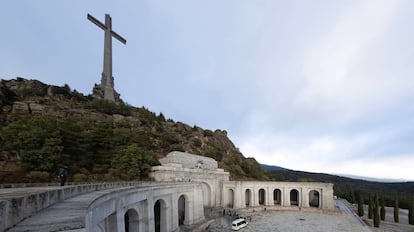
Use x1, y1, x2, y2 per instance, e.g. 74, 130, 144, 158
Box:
0, 78, 267, 182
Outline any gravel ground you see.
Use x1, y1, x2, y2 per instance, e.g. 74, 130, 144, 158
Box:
203, 200, 414, 232
205, 200, 372, 232
206, 211, 371, 232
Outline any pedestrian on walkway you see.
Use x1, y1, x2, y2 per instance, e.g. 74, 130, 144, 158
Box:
58, 166, 68, 186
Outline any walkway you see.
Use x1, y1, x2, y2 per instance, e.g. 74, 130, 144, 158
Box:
0, 182, 143, 232
6, 188, 120, 232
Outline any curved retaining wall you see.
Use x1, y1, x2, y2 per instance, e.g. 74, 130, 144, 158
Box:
0, 182, 141, 231
85, 182, 205, 232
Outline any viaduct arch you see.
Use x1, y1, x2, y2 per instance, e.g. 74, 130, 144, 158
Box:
85, 182, 204, 232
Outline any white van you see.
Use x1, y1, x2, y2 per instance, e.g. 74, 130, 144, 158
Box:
231, 218, 248, 231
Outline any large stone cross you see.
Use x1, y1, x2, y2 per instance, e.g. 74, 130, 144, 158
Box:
87, 13, 126, 102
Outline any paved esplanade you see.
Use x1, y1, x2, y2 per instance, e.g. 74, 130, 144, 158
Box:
87, 13, 126, 102
207, 199, 373, 232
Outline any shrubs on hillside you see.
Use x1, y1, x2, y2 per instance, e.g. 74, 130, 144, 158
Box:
26, 171, 50, 182
87, 99, 133, 116
111, 144, 159, 180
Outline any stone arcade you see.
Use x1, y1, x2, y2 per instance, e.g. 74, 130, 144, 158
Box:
84, 151, 335, 231
151, 151, 334, 210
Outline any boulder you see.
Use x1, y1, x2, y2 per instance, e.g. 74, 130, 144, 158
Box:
12, 101, 30, 114
29, 103, 45, 114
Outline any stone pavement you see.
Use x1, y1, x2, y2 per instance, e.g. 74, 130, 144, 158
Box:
206, 200, 373, 232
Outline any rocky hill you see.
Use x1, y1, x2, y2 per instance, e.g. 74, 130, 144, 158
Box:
0, 78, 267, 183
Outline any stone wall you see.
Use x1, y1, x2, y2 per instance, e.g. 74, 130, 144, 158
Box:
159, 151, 219, 170
151, 151, 230, 208
85, 182, 205, 231
222, 181, 335, 210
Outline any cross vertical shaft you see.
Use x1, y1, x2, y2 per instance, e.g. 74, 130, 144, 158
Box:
102, 14, 114, 101
88, 13, 126, 102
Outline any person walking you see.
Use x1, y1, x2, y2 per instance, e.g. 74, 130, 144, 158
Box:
58, 166, 68, 186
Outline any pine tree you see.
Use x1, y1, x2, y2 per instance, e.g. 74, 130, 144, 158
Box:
373, 194, 380, 228
368, 196, 373, 219
394, 198, 399, 223
380, 196, 386, 221
350, 189, 356, 203
409, 201, 414, 225
357, 191, 364, 217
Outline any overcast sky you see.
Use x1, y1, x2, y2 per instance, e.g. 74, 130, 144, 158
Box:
2, 1, 414, 181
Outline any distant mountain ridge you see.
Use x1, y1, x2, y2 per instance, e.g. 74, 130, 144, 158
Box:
261, 164, 407, 183
260, 164, 289, 172
333, 173, 408, 183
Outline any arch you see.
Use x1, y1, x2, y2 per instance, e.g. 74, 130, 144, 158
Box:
290, 189, 299, 206
258, 188, 266, 205
201, 182, 212, 207
105, 212, 117, 231
273, 189, 282, 205
154, 199, 167, 232
227, 189, 234, 208
245, 189, 252, 207
124, 208, 139, 232
178, 195, 186, 226
309, 190, 320, 208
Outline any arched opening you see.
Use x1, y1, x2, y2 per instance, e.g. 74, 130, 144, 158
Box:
178, 195, 186, 225
105, 212, 117, 231
228, 189, 234, 208
154, 199, 167, 232
309, 190, 320, 208
258, 189, 266, 205
273, 189, 281, 205
290, 189, 299, 206
245, 189, 251, 207
124, 209, 139, 232
201, 182, 211, 207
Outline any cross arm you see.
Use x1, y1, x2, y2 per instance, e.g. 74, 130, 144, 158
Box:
87, 14, 107, 31
111, 31, 127, 45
